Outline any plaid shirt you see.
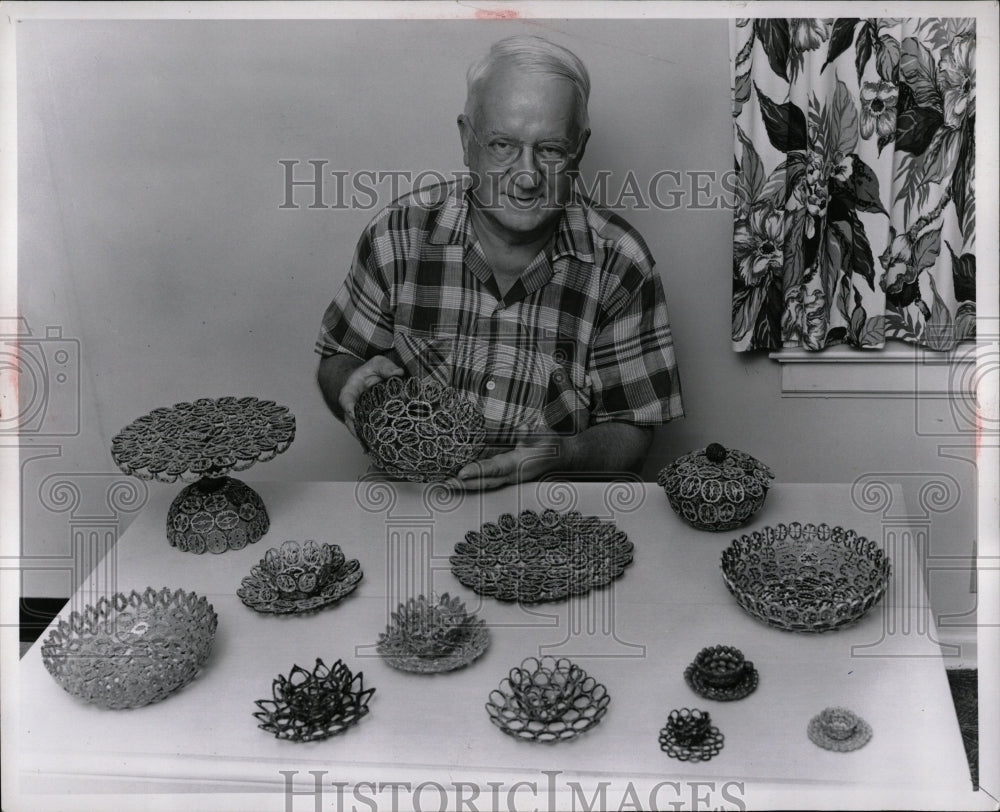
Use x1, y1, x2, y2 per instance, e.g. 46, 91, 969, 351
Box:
316, 180, 683, 445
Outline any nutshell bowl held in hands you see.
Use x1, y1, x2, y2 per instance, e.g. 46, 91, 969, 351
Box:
354, 377, 486, 482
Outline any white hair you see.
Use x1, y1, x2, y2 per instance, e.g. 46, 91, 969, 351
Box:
464, 35, 591, 135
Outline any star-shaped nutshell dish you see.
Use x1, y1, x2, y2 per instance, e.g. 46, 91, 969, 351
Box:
41, 587, 218, 709
111, 397, 295, 553
376, 593, 490, 674
354, 376, 486, 482
485, 656, 610, 742
237, 540, 363, 614
253, 658, 375, 742
450, 510, 634, 603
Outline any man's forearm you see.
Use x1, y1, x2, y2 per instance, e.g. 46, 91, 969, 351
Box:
556, 422, 654, 475
316, 353, 365, 420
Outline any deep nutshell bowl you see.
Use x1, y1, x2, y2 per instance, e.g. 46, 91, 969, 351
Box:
354, 377, 487, 482
41, 587, 218, 709
721, 522, 891, 633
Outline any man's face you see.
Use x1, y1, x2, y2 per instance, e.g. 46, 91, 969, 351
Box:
460, 68, 588, 243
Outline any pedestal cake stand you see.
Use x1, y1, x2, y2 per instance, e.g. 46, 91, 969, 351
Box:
111, 396, 295, 553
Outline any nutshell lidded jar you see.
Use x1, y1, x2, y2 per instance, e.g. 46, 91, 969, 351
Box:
657, 442, 773, 531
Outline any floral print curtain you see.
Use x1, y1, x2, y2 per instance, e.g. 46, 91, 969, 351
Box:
730, 18, 976, 351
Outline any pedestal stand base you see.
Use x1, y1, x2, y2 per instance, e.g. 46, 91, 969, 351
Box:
166, 477, 269, 553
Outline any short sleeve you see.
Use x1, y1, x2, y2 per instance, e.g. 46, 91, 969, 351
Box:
315, 225, 395, 360
587, 270, 684, 425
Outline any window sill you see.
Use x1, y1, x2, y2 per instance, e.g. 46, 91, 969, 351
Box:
770, 345, 977, 398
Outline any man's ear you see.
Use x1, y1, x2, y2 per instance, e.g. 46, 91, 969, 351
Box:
457, 115, 473, 168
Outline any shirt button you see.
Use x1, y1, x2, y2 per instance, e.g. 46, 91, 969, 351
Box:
485, 380, 496, 391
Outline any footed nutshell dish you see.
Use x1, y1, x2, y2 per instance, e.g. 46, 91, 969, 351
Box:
354, 377, 487, 482
657, 442, 773, 531
237, 539, 363, 614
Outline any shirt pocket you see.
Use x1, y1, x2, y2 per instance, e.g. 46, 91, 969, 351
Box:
451, 322, 592, 439
539, 333, 592, 434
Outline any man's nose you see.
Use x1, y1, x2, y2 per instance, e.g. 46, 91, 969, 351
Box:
509, 146, 541, 188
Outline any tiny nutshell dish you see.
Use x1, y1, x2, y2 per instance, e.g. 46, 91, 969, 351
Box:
667, 708, 712, 745
807, 706, 872, 752
819, 707, 857, 740
657, 442, 773, 531
693, 645, 746, 688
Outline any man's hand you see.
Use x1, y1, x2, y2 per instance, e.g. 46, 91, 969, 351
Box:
448, 432, 565, 491
317, 353, 403, 438
340, 356, 404, 438
445, 421, 653, 491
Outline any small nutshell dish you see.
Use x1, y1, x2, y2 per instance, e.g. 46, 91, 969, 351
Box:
807, 707, 872, 752
684, 645, 759, 701
376, 593, 490, 674
237, 540, 363, 614
486, 656, 609, 742
41, 587, 218, 709
721, 522, 891, 632
657, 442, 773, 531
659, 708, 725, 762
354, 377, 487, 482
253, 658, 375, 742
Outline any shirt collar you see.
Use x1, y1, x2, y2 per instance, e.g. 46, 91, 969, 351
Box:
427, 178, 596, 264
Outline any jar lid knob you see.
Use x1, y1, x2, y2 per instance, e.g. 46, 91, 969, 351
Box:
705, 443, 727, 464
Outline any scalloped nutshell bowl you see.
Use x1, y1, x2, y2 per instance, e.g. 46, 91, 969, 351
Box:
41, 587, 218, 709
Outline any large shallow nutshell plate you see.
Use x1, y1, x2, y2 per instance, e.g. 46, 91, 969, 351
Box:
450, 509, 633, 604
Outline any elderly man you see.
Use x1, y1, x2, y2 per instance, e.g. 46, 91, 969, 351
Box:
316, 35, 682, 489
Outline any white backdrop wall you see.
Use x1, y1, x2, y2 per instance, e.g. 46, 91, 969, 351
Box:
16, 19, 978, 638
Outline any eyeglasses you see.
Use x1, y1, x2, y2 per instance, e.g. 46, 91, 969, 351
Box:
462, 117, 581, 173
